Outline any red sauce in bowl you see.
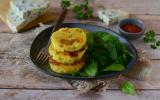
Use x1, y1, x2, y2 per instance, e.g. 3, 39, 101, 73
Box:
121, 23, 142, 33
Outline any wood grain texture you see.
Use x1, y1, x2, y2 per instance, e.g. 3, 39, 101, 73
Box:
0, 20, 160, 90
0, 0, 160, 33
0, 0, 160, 99
0, 89, 160, 100
94, 0, 160, 15
0, 56, 160, 89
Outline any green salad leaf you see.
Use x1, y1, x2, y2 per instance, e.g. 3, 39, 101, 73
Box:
86, 32, 95, 46
105, 43, 117, 60
79, 61, 98, 77
121, 81, 136, 95
76, 31, 132, 77
103, 64, 125, 72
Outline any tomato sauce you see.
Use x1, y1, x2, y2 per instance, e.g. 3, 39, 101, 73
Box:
121, 23, 142, 33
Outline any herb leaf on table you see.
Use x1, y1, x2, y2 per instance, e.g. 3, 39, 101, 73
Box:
121, 81, 136, 95
61, 0, 71, 9
143, 30, 160, 49
73, 0, 93, 19
60, 0, 93, 19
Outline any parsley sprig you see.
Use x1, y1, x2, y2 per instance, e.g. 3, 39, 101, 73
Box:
73, 0, 93, 19
61, 0, 71, 9
143, 30, 160, 49
121, 81, 136, 95
60, 0, 93, 20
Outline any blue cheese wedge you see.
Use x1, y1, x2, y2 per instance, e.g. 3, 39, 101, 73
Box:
98, 9, 129, 26
7, 0, 50, 32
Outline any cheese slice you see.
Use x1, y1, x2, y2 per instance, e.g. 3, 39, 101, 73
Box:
7, 0, 50, 32
98, 9, 129, 26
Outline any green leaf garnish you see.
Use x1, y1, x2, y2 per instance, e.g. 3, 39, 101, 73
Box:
73, 0, 93, 19
86, 32, 95, 46
121, 81, 136, 95
143, 30, 156, 43
103, 64, 125, 72
80, 61, 98, 77
143, 30, 160, 49
61, 0, 71, 9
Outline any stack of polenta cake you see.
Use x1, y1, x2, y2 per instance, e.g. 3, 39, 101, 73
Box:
48, 28, 87, 74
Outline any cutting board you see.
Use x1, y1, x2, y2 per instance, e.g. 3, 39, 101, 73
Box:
0, 0, 56, 33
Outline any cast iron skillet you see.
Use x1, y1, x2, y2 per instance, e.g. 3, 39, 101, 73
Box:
30, 23, 137, 80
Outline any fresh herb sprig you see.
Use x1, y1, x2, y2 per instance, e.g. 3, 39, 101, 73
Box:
61, 0, 71, 9
143, 30, 160, 49
121, 81, 136, 95
60, 0, 93, 20
73, 0, 93, 19
143, 30, 156, 43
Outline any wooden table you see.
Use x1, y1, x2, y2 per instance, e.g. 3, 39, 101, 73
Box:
0, 0, 160, 100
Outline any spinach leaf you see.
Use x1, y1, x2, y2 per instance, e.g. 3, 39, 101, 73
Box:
103, 64, 125, 71
121, 81, 136, 95
78, 31, 132, 77
104, 43, 117, 60
80, 61, 98, 77
86, 32, 94, 46
102, 34, 117, 43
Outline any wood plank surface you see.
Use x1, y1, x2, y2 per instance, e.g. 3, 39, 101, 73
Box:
1, 33, 160, 59
0, 20, 160, 90
0, 59, 160, 89
0, 23, 160, 90
0, 89, 160, 100
1, 14, 160, 33
0, 0, 160, 99
0, 0, 160, 33
93, 0, 160, 15
50, 0, 160, 15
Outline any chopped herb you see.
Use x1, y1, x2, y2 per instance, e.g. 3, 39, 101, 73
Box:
61, 0, 71, 9
143, 30, 156, 43
151, 40, 160, 49
60, 0, 93, 19
121, 81, 136, 95
73, 0, 93, 19
143, 30, 160, 49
